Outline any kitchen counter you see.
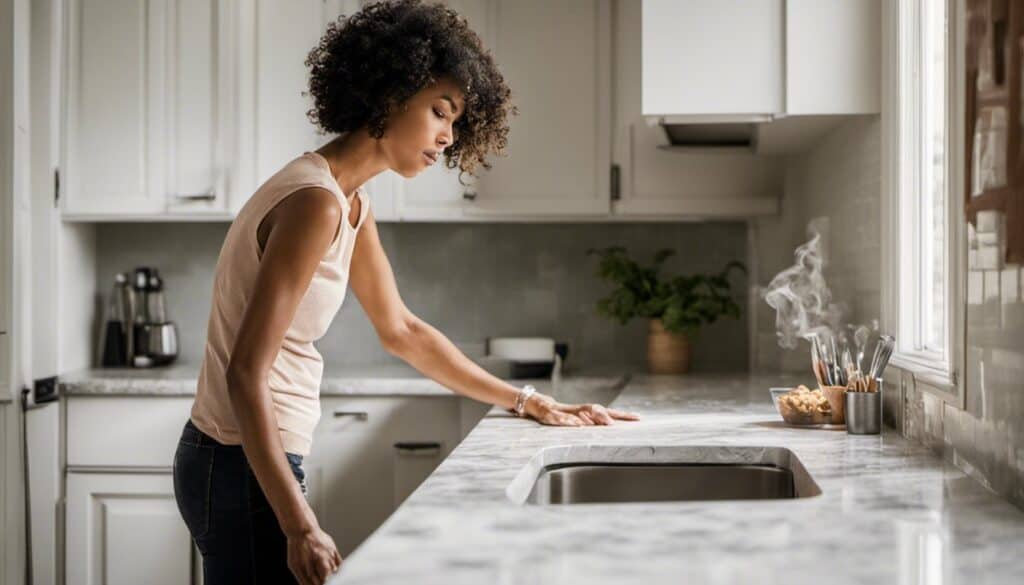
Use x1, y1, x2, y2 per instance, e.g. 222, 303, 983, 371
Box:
58, 362, 563, 397
329, 373, 1024, 585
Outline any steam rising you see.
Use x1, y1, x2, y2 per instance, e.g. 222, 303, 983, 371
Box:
762, 218, 844, 349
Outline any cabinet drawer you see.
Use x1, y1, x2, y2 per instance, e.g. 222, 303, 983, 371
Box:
67, 396, 194, 468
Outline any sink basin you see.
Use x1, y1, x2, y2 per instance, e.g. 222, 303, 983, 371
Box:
526, 462, 795, 504
510, 445, 822, 505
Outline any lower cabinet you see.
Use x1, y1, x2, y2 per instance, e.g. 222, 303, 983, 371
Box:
61, 393, 489, 577
304, 395, 476, 557
65, 472, 198, 585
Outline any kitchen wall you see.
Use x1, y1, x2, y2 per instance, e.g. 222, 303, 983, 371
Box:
94, 221, 750, 373
751, 115, 883, 373
902, 213, 1024, 509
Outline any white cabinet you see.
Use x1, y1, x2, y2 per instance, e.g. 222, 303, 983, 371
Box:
784, 0, 881, 116
67, 396, 193, 467
66, 472, 194, 585
642, 0, 784, 118
392, 0, 489, 221
394, 163, 476, 221
62, 0, 237, 219
64, 396, 198, 584
233, 0, 399, 220
303, 395, 465, 556
467, 0, 612, 217
616, 0, 784, 218
63, 0, 865, 221
60, 392, 478, 579
641, 0, 880, 118
396, 0, 612, 220
62, 0, 400, 221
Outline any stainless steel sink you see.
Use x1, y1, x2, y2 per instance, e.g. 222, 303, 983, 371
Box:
513, 446, 822, 505
526, 462, 796, 504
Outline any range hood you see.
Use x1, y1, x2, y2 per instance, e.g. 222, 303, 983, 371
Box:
645, 114, 780, 153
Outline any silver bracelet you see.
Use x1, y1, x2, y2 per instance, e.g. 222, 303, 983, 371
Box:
513, 384, 537, 417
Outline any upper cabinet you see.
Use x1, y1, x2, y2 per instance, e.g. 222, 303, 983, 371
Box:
62, 0, 236, 219
62, 0, 400, 221
397, 0, 611, 220
461, 0, 611, 218
642, 0, 784, 118
616, 0, 784, 218
784, 0, 881, 116
61, 0, 877, 222
642, 0, 880, 119
233, 0, 399, 220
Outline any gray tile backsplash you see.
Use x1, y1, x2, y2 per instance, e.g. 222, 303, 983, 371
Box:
901, 207, 1024, 509
95, 221, 749, 372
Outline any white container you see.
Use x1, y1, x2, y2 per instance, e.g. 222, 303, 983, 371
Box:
486, 337, 555, 361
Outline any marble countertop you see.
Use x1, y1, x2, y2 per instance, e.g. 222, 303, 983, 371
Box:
329, 373, 1024, 585
58, 362, 562, 397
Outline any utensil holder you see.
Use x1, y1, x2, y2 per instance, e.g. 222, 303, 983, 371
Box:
821, 385, 847, 425
845, 380, 882, 435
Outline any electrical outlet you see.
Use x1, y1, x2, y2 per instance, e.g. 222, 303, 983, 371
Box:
34, 376, 58, 403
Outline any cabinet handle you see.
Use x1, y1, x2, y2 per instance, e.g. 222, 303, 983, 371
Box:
174, 190, 217, 201
393, 441, 442, 456
332, 410, 369, 421
462, 191, 477, 201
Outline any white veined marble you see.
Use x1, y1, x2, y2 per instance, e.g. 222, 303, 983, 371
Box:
328, 373, 1024, 585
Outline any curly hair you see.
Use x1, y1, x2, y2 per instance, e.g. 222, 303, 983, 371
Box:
304, 0, 517, 178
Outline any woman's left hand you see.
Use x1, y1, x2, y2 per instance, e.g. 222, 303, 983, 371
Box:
522, 393, 640, 426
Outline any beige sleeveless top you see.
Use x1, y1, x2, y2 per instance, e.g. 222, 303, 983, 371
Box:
190, 151, 369, 456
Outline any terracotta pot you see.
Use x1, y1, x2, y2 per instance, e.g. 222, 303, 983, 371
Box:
647, 318, 690, 374
821, 385, 847, 425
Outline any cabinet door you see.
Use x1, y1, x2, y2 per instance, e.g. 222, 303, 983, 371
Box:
462, 0, 612, 217
233, 0, 399, 219
389, 396, 462, 506
304, 396, 400, 557
305, 395, 460, 556
395, 163, 475, 221
641, 0, 783, 117
394, 0, 490, 221
63, 0, 235, 218
66, 473, 193, 585
63, 0, 167, 216
163, 0, 233, 215
785, 0, 881, 115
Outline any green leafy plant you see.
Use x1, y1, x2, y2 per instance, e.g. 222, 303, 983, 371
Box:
585, 246, 746, 336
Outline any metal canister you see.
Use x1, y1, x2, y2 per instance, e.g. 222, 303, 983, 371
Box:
845, 379, 882, 435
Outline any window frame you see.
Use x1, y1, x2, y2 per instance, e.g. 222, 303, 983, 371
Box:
881, 0, 967, 405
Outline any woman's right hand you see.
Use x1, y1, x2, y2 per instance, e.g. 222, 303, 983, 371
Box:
287, 526, 342, 585
524, 392, 640, 426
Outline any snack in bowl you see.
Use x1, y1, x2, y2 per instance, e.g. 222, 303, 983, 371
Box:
776, 385, 831, 425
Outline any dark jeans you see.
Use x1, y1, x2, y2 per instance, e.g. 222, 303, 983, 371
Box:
172, 418, 308, 584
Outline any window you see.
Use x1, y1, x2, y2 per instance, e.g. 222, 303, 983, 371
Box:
884, 0, 964, 396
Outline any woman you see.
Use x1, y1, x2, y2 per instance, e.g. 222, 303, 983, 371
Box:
172, 1, 640, 584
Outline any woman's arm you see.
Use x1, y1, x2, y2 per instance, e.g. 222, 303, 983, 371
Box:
225, 186, 343, 582
349, 209, 639, 426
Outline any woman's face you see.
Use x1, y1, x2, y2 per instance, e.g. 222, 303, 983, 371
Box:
380, 77, 466, 178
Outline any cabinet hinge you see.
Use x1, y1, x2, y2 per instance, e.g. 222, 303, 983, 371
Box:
610, 164, 621, 201
54, 168, 60, 208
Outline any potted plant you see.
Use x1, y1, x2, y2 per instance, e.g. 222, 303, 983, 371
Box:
586, 246, 745, 374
